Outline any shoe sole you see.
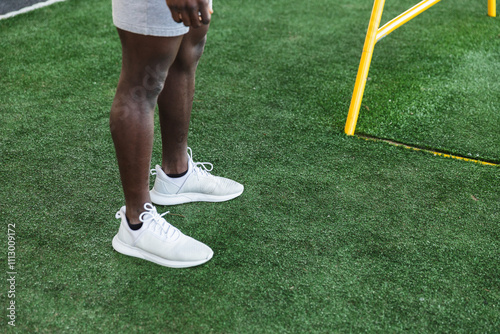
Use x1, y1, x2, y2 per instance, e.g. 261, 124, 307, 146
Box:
112, 235, 213, 268
149, 188, 244, 206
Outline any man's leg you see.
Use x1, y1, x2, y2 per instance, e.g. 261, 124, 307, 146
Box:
157, 25, 210, 175
110, 28, 214, 268
149, 25, 244, 206
110, 28, 182, 224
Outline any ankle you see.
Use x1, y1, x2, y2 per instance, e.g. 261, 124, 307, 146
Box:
162, 160, 189, 176
161, 149, 189, 175
125, 203, 148, 225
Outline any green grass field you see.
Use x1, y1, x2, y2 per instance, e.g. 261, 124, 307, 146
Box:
1, 0, 499, 332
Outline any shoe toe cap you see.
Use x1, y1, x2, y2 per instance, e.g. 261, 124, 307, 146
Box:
215, 177, 244, 195
173, 236, 214, 262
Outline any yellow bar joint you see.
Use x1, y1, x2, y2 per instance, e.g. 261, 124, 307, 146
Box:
376, 0, 442, 41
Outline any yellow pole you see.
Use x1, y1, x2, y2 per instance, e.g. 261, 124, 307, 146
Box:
376, 0, 441, 41
345, 0, 386, 135
488, 0, 496, 17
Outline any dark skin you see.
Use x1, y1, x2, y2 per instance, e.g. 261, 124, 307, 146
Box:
166, 0, 212, 27
110, 0, 211, 224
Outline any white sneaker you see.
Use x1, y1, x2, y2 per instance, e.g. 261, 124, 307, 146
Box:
112, 203, 213, 268
150, 147, 244, 205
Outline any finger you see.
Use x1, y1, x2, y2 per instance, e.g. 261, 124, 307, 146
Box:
170, 8, 183, 23
176, 11, 191, 27
175, 8, 197, 27
198, 6, 211, 25
185, 8, 201, 28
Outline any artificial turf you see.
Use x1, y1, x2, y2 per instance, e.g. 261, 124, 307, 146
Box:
0, 0, 498, 332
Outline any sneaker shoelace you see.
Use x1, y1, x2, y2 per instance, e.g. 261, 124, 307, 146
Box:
139, 203, 180, 241
187, 147, 213, 178
149, 147, 213, 178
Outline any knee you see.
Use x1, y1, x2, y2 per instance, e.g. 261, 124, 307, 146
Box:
110, 71, 163, 130
191, 35, 208, 63
175, 36, 207, 71
117, 63, 169, 110
141, 64, 169, 97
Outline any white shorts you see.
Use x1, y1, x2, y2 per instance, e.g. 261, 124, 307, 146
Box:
112, 0, 213, 37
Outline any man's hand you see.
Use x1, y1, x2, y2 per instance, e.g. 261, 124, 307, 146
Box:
166, 0, 212, 28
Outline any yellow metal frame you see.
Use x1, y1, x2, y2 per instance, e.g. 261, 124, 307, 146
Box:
345, 0, 497, 135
